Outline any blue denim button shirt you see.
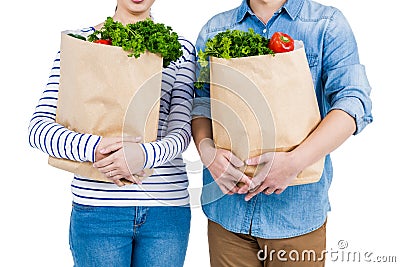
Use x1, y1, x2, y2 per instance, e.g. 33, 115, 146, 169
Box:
193, 0, 373, 238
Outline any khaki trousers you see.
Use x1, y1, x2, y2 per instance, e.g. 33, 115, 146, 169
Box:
208, 220, 327, 267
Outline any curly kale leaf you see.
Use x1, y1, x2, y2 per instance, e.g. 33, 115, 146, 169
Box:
195, 29, 274, 89
88, 17, 182, 67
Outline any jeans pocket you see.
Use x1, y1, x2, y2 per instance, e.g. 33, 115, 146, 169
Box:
72, 202, 98, 212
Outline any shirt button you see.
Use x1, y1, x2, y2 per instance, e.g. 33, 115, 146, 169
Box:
263, 29, 267, 34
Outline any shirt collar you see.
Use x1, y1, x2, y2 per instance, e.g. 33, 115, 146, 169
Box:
236, 0, 251, 22
236, 0, 305, 22
281, 0, 305, 20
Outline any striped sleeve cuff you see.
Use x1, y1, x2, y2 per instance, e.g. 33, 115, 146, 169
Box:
140, 142, 156, 169
140, 140, 177, 169
83, 134, 101, 162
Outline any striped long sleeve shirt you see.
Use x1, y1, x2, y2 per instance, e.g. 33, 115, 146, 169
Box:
28, 28, 196, 206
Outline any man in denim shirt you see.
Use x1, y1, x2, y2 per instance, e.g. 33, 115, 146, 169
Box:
192, 0, 373, 266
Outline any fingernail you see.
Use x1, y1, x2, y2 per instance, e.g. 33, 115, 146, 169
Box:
136, 137, 142, 141
100, 149, 106, 154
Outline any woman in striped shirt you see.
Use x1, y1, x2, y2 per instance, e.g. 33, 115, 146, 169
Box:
28, 0, 196, 266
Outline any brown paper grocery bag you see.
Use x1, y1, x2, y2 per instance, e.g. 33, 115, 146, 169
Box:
210, 43, 324, 186
48, 33, 162, 182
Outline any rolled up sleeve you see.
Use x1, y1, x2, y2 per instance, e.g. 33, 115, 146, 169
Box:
192, 95, 211, 119
322, 9, 373, 135
325, 64, 373, 135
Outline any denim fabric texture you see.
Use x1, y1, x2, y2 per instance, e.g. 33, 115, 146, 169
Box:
193, 0, 373, 239
69, 203, 191, 267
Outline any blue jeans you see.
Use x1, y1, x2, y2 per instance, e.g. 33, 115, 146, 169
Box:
69, 203, 191, 267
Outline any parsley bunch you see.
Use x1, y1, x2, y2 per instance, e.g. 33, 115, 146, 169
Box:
88, 17, 183, 67
195, 29, 274, 89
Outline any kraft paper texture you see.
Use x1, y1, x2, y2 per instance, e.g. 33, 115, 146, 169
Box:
48, 33, 162, 182
210, 43, 325, 186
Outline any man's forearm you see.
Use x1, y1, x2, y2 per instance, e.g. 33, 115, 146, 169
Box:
290, 109, 357, 171
191, 117, 213, 151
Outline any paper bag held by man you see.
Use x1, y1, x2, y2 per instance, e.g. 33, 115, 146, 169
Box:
210, 42, 325, 186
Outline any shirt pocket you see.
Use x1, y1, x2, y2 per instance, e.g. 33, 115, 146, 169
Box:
306, 53, 319, 82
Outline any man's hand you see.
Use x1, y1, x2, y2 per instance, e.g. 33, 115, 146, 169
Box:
242, 110, 357, 200
243, 151, 301, 201
93, 136, 145, 187
199, 138, 252, 195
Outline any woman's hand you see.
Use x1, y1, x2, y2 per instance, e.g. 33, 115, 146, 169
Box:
95, 137, 127, 162
93, 136, 145, 187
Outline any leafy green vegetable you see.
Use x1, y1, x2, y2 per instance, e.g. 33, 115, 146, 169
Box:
88, 17, 183, 68
195, 29, 274, 89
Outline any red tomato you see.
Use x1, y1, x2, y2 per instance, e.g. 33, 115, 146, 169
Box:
268, 32, 294, 53
93, 39, 112, 45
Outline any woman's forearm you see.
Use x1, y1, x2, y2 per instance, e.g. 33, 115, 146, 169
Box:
140, 46, 196, 169
28, 51, 101, 162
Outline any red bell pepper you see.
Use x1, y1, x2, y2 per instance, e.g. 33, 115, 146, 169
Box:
93, 39, 112, 45
268, 32, 294, 53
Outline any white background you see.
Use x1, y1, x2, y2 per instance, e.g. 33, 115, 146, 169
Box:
1, 0, 399, 266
